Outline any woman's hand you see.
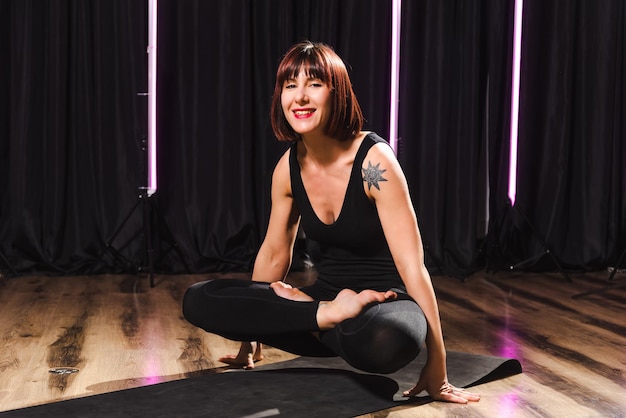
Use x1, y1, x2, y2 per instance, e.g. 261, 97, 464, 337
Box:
403, 358, 480, 403
218, 341, 263, 370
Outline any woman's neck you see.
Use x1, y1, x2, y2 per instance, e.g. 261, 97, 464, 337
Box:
299, 132, 363, 166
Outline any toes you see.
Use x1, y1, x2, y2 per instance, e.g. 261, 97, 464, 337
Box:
270, 282, 292, 290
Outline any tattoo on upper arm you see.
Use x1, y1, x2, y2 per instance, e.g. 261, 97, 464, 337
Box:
362, 161, 388, 191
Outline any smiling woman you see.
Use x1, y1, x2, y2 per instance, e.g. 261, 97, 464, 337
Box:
280, 72, 333, 139
182, 41, 480, 404
270, 42, 364, 143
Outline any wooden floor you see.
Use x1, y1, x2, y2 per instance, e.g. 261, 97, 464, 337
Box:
0, 268, 624, 417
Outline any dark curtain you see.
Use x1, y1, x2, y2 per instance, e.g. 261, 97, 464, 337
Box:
397, 0, 514, 277
509, 0, 625, 270
155, 0, 392, 272
1, 0, 624, 277
0, 0, 148, 274
0, 0, 392, 275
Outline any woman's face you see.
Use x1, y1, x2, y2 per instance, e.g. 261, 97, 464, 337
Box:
281, 70, 332, 138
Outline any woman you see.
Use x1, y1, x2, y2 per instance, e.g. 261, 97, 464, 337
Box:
183, 41, 479, 404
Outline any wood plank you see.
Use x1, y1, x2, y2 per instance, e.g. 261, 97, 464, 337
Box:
0, 271, 624, 417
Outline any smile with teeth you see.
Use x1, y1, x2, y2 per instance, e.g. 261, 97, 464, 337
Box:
294, 109, 315, 118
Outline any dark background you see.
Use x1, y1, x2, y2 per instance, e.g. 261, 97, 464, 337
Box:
1, 0, 624, 278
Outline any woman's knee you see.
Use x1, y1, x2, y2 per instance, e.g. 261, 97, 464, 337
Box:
324, 300, 427, 374
349, 324, 423, 374
182, 280, 212, 327
182, 278, 273, 331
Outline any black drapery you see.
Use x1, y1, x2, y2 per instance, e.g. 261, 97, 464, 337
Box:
1, 0, 624, 277
397, 0, 515, 276
1, 0, 148, 274
511, 0, 626, 270
155, 0, 393, 272
0, 0, 392, 275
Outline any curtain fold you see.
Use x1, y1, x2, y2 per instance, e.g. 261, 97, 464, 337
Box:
397, 0, 514, 277
0, 0, 623, 277
512, 0, 625, 270
134, 0, 393, 273
1, 0, 147, 274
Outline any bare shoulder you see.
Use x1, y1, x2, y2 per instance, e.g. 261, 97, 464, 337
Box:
366, 139, 398, 162
274, 148, 292, 174
272, 147, 293, 196
363, 140, 404, 178
362, 140, 408, 198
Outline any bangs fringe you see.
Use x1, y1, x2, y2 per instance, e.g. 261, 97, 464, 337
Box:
277, 48, 332, 85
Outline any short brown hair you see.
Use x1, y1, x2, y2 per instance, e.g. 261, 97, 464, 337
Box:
270, 41, 364, 142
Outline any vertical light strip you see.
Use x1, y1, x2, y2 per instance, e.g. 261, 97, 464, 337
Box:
508, 0, 523, 206
147, 0, 158, 196
389, 0, 402, 153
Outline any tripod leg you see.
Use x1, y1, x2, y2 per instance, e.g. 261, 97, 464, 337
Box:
92, 199, 143, 273
463, 200, 513, 280
513, 204, 571, 282
607, 246, 626, 282
142, 196, 155, 287
0, 250, 17, 276
148, 196, 191, 275
571, 246, 626, 299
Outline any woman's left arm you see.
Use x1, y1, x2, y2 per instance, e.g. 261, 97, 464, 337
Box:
365, 143, 480, 404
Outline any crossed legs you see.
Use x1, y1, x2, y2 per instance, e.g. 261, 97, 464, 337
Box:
182, 279, 426, 374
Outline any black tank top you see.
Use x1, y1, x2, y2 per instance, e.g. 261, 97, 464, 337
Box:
289, 132, 405, 293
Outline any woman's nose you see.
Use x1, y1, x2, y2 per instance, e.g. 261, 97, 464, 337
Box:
295, 87, 308, 103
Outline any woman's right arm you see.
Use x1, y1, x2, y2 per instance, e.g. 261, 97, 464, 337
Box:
252, 150, 301, 283
219, 150, 299, 368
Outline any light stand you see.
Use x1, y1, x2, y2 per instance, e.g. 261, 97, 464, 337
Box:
464, 0, 569, 282
572, 245, 626, 299
607, 247, 626, 282
464, 198, 571, 282
0, 249, 16, 277
92, 0, 188, 286
92, 144, 189, 286
389, 0, 401, 152
91, 138, 157, 284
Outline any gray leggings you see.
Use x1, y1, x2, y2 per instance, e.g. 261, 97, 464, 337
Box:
182, 279, 427, 374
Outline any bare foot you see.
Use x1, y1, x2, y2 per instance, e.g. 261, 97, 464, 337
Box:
218, 341, 264, 369
270, 281, 314, 302
316, 289, 397, 330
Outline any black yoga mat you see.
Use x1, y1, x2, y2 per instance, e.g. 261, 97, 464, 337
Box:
1, 351, 521, 418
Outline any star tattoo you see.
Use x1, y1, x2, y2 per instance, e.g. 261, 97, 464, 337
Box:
362, 161, 388, 191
